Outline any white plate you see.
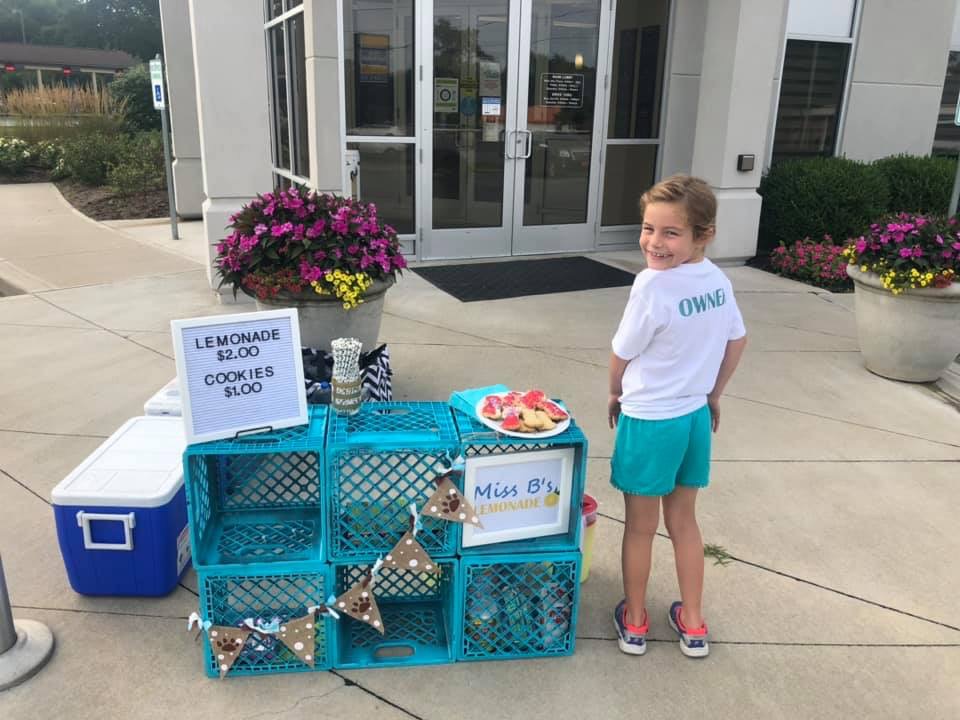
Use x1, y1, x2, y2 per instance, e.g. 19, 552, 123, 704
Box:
473, 393, 571, 439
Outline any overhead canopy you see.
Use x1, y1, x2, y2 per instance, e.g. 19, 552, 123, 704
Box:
0, 42, 136, 72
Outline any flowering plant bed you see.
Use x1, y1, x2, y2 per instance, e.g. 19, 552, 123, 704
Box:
843, 212, 958, 294
215, 189, 406, 309
768, 236, 852, 292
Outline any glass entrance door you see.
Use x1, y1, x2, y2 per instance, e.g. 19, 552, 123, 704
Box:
421, 0, 608, 260
511, 0, 605, 254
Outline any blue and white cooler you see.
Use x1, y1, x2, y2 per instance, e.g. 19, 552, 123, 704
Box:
51, 416, 191, 596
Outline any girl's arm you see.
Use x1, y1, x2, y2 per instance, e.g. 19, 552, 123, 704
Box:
608, 353, 630, 428
707, 336, 747, 432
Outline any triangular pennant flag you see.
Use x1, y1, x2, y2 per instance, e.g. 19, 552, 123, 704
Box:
384, 530, 441, 574
334, 577, 385, 634
208, 626, 251, 679
422, 474, 483, 528
277, 614, 317, 668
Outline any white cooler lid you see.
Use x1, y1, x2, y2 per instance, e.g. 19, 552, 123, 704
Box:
143, 377, 182, 416
51, 416, 186, 508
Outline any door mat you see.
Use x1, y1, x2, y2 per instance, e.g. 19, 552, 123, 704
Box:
411, 256, 636, 302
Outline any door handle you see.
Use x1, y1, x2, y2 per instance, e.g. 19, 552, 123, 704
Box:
520, 130, 533, 159
505, 129, 516, 159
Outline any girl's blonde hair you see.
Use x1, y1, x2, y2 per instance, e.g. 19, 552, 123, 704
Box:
639, 174, 717, 240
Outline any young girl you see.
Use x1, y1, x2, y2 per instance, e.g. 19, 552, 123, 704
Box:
609, 174, 747, 658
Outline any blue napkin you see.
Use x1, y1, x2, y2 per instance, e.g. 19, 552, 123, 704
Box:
448, 384, 510, 418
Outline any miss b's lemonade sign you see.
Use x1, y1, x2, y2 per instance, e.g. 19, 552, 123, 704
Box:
462, 448, 575, 548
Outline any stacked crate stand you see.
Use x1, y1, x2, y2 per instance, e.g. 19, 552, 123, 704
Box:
325, 402, 462, 668
454, 408, 586, 662
183, 406, 332, 677
182, 401, 586, 676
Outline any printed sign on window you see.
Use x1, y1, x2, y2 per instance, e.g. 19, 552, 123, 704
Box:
358, 33, 390, 84
435, 77, 459, 112
541, 73, 584, 108
170, 309, 308, 444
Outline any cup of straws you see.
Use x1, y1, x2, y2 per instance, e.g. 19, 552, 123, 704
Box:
331, 337, 363, 416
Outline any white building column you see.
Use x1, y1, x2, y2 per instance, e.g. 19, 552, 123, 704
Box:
839, 0, 956, 161
304, 0, 345, 194
188, 0, 273, 292
690, 0, 788, 263
159, 0, 205, 219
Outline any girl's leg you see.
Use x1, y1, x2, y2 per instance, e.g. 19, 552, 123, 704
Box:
662, 486, 705, 629
622, 493, 661, 627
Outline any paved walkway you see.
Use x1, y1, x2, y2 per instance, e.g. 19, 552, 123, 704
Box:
1, 183, 958, 719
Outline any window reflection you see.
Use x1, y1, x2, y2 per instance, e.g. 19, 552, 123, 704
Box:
523, 0, 600, 226
771, 40, 850, 162
607, 1, 668, 139
432, 2, 509, 229
349, 143, 416, 235
344, 0, 415, 136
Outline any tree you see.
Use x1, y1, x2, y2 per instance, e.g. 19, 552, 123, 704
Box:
59, 0, 163, 61
0, 1, 162, 62
109, 63, 161, 131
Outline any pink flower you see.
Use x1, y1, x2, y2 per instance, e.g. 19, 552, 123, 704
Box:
254, 223, 268, 236
239, 235, 260, 252
306, 219, 326, 238
899, 247, 913, 258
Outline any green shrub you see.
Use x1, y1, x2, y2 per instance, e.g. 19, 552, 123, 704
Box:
0, 137, 31, 175
758, 157, 889, 255
107, 131, 165, 194
0, 114, 126, 144
32, 140, 64, 170
873, 154, 955, 214
108, 65, 162, 132
60, 132, 129, 185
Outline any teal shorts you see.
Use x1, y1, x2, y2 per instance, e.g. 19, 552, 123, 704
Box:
610, 404, 712, 497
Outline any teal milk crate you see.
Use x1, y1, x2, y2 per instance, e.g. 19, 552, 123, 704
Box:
332, 558, 460, 669
183, 407, 327, 569
454, 408, 588, 555
197, 560, 332, 677
326, 402, 461, 561
458, 552, 581, 662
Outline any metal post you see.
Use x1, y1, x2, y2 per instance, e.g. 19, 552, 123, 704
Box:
950, 156, 960, 217
0, 553, 54, 691
0, 557, 16, 655
161, 101, 180, 240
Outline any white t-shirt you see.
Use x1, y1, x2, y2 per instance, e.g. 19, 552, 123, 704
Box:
612, 259, 746, 420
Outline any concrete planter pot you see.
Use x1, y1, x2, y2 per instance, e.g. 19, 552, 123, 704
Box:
846, 265, 960, 382
252, 277, 394, 352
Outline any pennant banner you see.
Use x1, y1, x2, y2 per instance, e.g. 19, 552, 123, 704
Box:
422, 473, 482, 528
208, 626, 251, 679
194, 468, 485, 674
334, 576, 384, 634
384, 530, 441, 574
278, 614, 317, 667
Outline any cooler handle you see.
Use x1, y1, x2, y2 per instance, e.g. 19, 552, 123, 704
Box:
76, 511, 136, 551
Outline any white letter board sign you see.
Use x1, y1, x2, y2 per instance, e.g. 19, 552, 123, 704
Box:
171, 309, 308, 444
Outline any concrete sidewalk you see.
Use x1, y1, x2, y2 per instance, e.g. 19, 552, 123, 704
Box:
0, 183, 958, 719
